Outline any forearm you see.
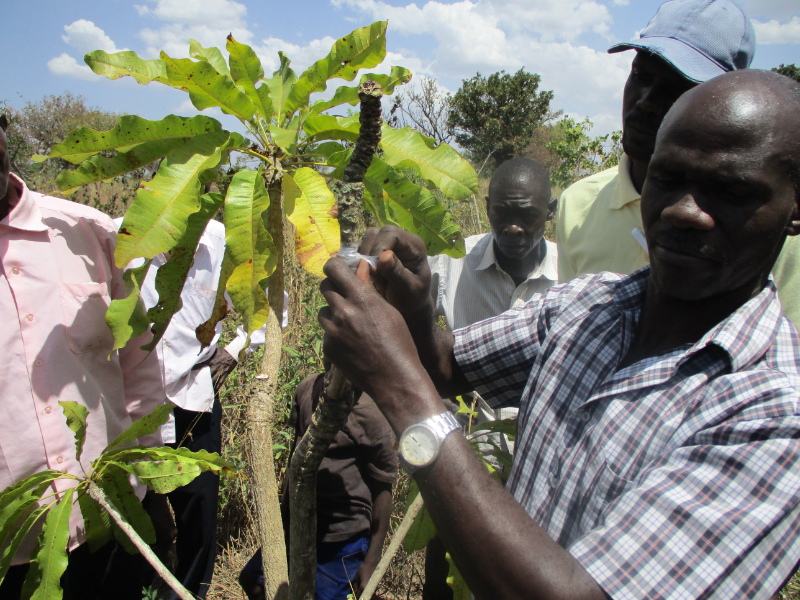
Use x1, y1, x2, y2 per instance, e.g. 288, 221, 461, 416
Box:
364, 486, 392, 567
405, 299, 471, 398
414, 429, 606, 600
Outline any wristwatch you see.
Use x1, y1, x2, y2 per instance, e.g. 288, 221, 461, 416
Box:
398, 411, 461, 474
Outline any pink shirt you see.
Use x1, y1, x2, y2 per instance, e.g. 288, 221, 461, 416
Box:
0, 174, 166, 562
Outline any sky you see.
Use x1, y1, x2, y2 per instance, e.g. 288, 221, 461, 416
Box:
2, 0, 799, 137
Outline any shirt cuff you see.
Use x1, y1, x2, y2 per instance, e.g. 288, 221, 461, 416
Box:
224, 335, 247, 360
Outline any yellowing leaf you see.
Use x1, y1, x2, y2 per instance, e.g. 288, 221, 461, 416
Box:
284, 168, 340, 277
189, 39, 231, 79
84, 50, 168, 85
445, 553, 471, 600
224, 170, 277, 336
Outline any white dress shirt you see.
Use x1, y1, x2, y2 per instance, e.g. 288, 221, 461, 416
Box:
114, 218, 288, 442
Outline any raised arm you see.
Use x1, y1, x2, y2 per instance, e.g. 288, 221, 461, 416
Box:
356, 225, 471, 397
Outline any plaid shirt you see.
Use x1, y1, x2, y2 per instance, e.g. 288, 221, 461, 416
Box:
454, 267, 800, 600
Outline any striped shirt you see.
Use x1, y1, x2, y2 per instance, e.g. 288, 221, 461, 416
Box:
454, 267, 800, 599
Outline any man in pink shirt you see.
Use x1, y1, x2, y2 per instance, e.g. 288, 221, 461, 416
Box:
0, 114, 169, 599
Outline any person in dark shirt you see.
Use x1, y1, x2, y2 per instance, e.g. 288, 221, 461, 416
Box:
240, 371, 397, 600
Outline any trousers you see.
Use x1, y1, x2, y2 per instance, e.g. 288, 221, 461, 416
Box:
165, 398, 222, 599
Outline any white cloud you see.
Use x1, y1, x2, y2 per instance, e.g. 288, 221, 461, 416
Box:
136, 0, 253, 58
253, 36, 338, 74
742, 0, 799, 21
47, 53, 97, 80
62, 19, 121, 55
753, 16, 800, 44
613, 0, 630, 5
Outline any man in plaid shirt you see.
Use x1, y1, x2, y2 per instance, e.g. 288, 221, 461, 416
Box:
319, 69, 800, 600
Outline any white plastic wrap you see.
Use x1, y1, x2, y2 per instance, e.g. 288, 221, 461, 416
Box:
338, 245, 378, 272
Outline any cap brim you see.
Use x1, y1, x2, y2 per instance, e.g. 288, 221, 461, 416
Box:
608, 36, 726, 83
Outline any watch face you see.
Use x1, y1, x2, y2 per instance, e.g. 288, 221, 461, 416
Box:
400, 425, 439, 467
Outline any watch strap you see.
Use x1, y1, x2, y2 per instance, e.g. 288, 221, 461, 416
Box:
425, 411, 461, 442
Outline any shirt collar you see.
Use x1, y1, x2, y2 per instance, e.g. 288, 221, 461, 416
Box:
1, 174, 48, 232
608, 154, 641, 210
476, 235, 558, 282
613, 267, 784, 372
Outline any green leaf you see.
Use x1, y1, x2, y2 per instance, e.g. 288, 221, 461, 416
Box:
189, 39, 231, 79
22, 488, 74, 600
84, 50, 168, 85
106, 446, 236, 477
143, 192, 225, 351
224, 170, 277, 336
195, 250, 233, 349
303, 114, 360, 143
283, 168, 340, 277
226, 35, 273, 122
445, 552, 471, 600
0, 504, 48, 587
269, 118, 301, 155
285, 21, 388, 117
103, 404, 174, 453
363, 158, 465, 257
36, 114, 224, 165
97, 466, 155, 548
161, 52, 255, 122
264, 51, 297, 124
0, 471, 61, 516
310, 66, 413, 114
105, 259, 152, 355
57, 401, 89, 462
111, 461, 203, 495
470, 418, 517, 438
77, 492, 112, 554
404, 482, 437, 553
379, 126, 478, 200
114, 135, 224, 267
0, 479, 56, 570
199, 132, 249, 185
305, 142, 347, 160
456, 395, 477, 418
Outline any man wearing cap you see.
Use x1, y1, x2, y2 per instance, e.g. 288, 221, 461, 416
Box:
557, 0, 754, 281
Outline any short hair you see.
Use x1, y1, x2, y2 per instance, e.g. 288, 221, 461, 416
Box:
488, 157, 551, 203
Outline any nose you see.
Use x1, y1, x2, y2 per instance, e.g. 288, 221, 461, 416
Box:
504, 224, 524, 236
660, 193, 715, 231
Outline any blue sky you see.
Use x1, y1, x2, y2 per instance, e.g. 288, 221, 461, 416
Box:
3, 0, 798, 136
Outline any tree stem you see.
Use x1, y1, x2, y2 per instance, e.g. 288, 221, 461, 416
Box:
86, 482, 195, 600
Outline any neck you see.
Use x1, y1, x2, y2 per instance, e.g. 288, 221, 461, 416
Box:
628, 155, 649, 195
494, 239, 544, 287
0, 179, 17, 222
619, 275, 766, 369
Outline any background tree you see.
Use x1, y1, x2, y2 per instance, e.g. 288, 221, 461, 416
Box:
385, 75, 454, 145
447, 69, 560, 169
773, 63, 800, 83
547, 117, 622, 189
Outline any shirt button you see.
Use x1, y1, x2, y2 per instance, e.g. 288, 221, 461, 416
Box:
164, 340, 171, 347
11, 267, 19, 274
44, 406, 52, 414
25, 314, 33, 322
56, 456, 64, 464
548, 472, 558, 488
580, 410, 592, 422
35, 359, 42, 366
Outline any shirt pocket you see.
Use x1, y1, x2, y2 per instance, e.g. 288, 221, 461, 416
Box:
579, 447, 637, 535
60, 282, 114, 354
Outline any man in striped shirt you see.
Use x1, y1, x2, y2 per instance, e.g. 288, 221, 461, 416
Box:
319, 69, 800, 599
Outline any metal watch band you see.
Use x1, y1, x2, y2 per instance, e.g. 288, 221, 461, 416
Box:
425, 411, 461, 442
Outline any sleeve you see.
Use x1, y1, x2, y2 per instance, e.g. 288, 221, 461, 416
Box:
107, 233, 166, 448
453, 285, 563, 408
427, 256, 446, 320
772, 235, 800, 328
569, 399, 800, 600
224, 290, 289, 359
556, 188, 578, 283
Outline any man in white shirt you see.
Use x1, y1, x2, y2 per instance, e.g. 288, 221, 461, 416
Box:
115, 217, 288, 598
423, 156, 558, 599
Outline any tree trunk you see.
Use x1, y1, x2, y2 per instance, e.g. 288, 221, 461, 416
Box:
287, 83, 383, 600
248, 174, 289, 600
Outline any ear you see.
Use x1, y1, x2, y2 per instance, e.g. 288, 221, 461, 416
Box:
0, 115, 7, 131
547, 197, 558, 221
786, 190, 800, 237
484, 195, 490, 208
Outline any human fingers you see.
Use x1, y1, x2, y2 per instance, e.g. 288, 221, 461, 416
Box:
355, 258, 375, 288
321, 257, 364, 299
368, 225, 428, 267
358, 227, 380, 255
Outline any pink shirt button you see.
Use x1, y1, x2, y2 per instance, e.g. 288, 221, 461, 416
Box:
11, 267, 19, 274
56, 456, 64, 464
35, 359, 42, 366
25, 314, 33, 322
44, 406, 52, 414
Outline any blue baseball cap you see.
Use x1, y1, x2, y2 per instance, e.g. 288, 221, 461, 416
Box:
608, 0, 756, 83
